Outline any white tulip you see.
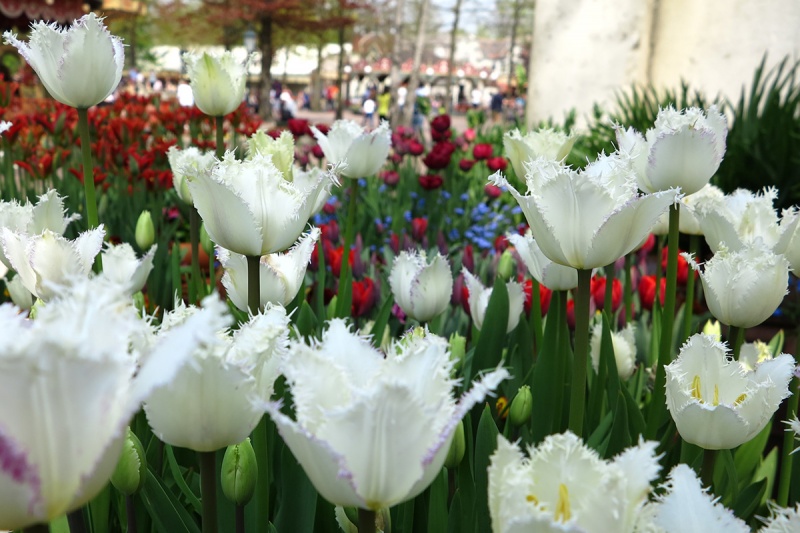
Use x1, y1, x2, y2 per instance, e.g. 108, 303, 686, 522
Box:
167, 146, 216, 204
218, 228, 320, 311
637, 464, 748, 533
462, 269, 524, 332
101, 242, 156, 295
503, 127, 578, 179
248, 130, 296, 180
488, 432, 661, 533
616, 105, 727, 196
187, 152, 328, 256
758, 504, 800, 533
686, 244, 789, 328
389, 250, 453, 323
665, 334, 794, 450
264, 321, 508, 510
590, 322, 637, 380
145, 303, 289, 452
184, 50, 250, 116
310, 120, 391, 178
694, 187, 800, 261
0, 189, 79, 268
3, 274, 33, 310
4, 13, 124, 109
506, 231, 578, 290
1, 226, 104, 301
0, 276, 229, 530
491, 153, 678, 270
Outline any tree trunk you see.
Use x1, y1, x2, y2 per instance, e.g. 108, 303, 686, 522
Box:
506, 0, 524, 94
335, 23, 346, 120
389, 0, 405, 124
403, 0, 429, 127
446, 0, 463, 114
259, 14, 274, 122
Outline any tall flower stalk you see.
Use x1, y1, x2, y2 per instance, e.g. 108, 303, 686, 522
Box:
569, 269, 592, 435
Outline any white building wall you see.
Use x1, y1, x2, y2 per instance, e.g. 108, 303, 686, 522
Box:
525, 0, 800, 127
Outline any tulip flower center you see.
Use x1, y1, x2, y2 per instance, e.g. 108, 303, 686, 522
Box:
555, 483, 571, 523
691, 375, 747, 406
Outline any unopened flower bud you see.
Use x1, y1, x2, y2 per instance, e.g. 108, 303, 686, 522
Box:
449, 333, 466, 372
111, 427, 146, 496
200, 222, 213, 256
28, 298, 45, 319
221, 438, 258, 506
444, 419, 466, 469
509, 385, 532, 427
496, 250, 515, 281
135, 210, 155, 250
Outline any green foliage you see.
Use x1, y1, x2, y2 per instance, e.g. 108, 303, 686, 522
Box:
714, 56, 800, 210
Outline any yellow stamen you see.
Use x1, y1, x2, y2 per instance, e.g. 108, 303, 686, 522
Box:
526, 494, 538, 505
713, 384, 719, 406
555, 483, 571, 523
691, 375, 702, 402
735, 393, 747, 406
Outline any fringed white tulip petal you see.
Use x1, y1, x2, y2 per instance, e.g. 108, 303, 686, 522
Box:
230, 306, 290, 399
72, 226, 105, 272
645, 129, 721, 195
341, 122, 392, 178
489, 436, 533, 533
320, 385, 437, 508
188, 171, 264, 256
506, 281, 525, 333
57, 14, 123, 108
312, 120, 367, 165
102, 243, 156, 295
0, 228, 37, 297
130, 295, 231, 408
672, 402, 754, 450
462, 269, 489, 329
145, 356, 262, 452
753, 354, 796, 415
0, 352, 130, 526
611, 439, 661, 532
30, 190, 75, 235
507, 232, 578, 291
696, 207, 742, 253
4, 275, 33, 310
217, 247, 252, 311
410, 253, 453, 321
262, 227, 320, 304
267, 407, 367, 508
185, 51, 246, 117
389, 251, 423, 315
585, 190, 677, 270
167, 146, 216, 204
650, 464, 748, 533
759, 503, 800, 532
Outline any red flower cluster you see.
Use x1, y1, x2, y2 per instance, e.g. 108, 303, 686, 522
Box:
423, 141, 456, 170
590, 275, 623, 312
472, 143, 493, 160
638, 275, 666, 311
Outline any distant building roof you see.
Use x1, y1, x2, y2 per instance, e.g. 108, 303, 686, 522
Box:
0, 0, 102, 31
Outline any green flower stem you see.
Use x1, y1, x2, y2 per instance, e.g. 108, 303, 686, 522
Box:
25, 524, 50, 533
700, 448, 717, 492
190, 207, 204, 303
358, 509, 376, 533
336, 182, 359, 318
246, 255, 260, 315
530, 278, 543, 354
623, 254, 633, 326
729, 325, 745, 360
568, 268, 593, 436
553, 290, 568, 434
215, 115, 225, 159
681, 235, 699, 341
199, 451, 218, 533
647, 204, 680, 439
3, 136, 15, 200
236, 504, 245, 533
77, 108, 100, 231
603, 262, 615, 318
67, 509, 87, 533
126, 494, 138, 533
777, 374, 799, 506
246, 255, 270, 533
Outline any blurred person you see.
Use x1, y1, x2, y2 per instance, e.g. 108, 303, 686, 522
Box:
377, 87, 391, 123
177, 77, 193, 107
362, 92, 376, 128
490, 90, 504, 123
